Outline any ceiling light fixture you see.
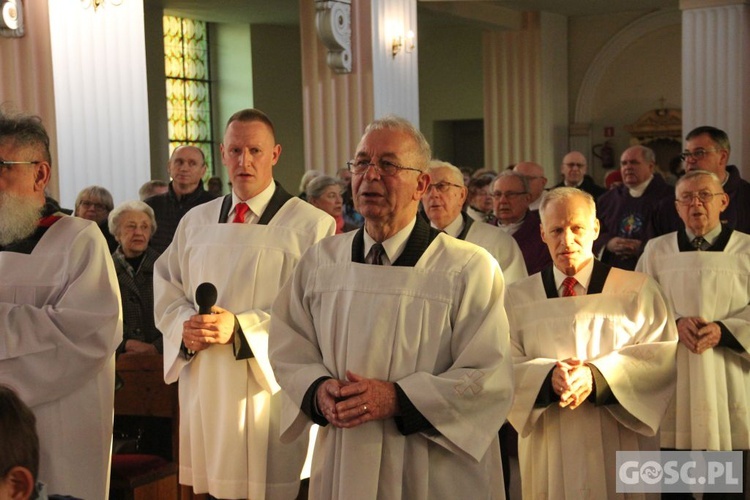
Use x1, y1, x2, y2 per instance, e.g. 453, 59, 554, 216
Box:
81, 0, 124, 12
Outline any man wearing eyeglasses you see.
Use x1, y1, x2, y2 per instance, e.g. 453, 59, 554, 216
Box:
637, 170, 750, 495
513, 161, 548, 211
492, 170, 552, 275
145, 145, 217, 254
154, 108, 335, 499
269, 116, 513, 499
654, 126, 750, 236
422, 160, 527, 285
594, 145, 672, 270
0, 111, 122, 500
555, 151, 606, 201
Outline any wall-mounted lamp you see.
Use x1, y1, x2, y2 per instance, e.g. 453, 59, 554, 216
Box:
0, 0, 24, 38
392, 29, 415, 57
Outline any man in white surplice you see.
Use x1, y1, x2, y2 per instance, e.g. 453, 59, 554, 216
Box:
422, 160, 527, 285
506, 187, 677, 499
154, 109, 336, 499
269, 116, 514, 500
0, 111, 122, 500
637, 170, 750, 479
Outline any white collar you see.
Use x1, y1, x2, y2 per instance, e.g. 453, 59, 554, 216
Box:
230, 181, 276, 221
431, 213, 464, 238
552, 258, 594, 295
627, 175, 653, 198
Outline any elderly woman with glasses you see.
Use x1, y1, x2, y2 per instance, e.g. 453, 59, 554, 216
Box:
306, 175, 358, 234
75, 185, 117, 251
74, 185, 113, 223
108, 201, 162, 355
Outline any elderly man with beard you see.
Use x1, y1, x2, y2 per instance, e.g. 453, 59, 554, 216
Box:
0, 111, 122, 500
270, 116, 513, 499
422, 160, 527, 285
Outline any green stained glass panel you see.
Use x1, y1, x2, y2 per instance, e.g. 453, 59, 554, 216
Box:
164, 15, 213, 172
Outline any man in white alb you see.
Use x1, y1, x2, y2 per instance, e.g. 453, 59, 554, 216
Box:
637, 170, 750, 496
269, 116, 514, 499
422, 160, 527, 285
506, 187, 677, 498
0, 111, 122, 500
154, 108, 335, 499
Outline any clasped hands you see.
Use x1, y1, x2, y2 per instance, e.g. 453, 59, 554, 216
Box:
182, 306, 236, 352
677, 316, 720, 354
552, 357, 593, 410
606, 237, 641, 257
315, 370, 399, 428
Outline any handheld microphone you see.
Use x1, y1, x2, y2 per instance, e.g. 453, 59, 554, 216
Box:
196, 282, 217, 315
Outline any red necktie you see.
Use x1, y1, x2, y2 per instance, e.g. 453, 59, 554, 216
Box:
562, 277, 577, 297
233, 203, 249, 223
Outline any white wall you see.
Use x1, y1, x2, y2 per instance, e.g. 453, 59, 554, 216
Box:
48, 0, 150, 207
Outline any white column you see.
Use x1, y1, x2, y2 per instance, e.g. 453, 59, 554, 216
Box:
370, 0, 419, 124
48, 0, 150, 207
300, 0, 419, 174
482, 12, 567, 175
681, 0, 750, 176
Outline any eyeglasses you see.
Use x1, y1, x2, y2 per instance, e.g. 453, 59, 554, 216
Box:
680, 148, 722, 162
563, 163, 585, 169
80, 200, 109, 211
676, 191, 724, 205
491, 191, 528, 199
347, 159, 422, 176
0, 160, 41, 172
426, 182, 463, 194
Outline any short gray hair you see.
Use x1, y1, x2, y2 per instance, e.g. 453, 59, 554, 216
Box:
627, 145, 656, 164
75, 186, 114, 213
108, 200, 157, 236
539, 187, 596, 226
675, 169, 724, 193
306, 175, 342, 200
427, 160, 464, 186
362, 115, 432, 170
494, 170, 530, 193
138, 180, 168, 200
299, 170, 322, 193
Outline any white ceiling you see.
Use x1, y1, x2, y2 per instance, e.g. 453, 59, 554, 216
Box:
154, 0, 679, 26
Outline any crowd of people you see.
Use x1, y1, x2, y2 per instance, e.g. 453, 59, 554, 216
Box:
1, 105, 749, 500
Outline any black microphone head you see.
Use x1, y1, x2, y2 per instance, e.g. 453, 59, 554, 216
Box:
195, 282, 217, 314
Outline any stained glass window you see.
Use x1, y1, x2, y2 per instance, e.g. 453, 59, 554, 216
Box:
164, 16, 213, 173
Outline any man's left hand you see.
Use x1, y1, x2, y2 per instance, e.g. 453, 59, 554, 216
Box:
330, 370, 399, 428
182, 305, 236, 351
694, 321, 721, 354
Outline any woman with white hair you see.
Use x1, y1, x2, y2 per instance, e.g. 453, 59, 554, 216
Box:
108, 201, 162, 354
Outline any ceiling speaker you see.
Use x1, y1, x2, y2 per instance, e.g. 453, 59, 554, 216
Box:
0, 0, 24, 38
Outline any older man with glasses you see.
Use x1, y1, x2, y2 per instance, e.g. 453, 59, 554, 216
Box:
654, 125, 750, 236
555, 151, 606, 201
0, 110, 122, 500
638, 169, 750, 497
270, 115, 514, 500
513, 161, 548, 211
422, 160, 527, 285
492, 170, 552, 275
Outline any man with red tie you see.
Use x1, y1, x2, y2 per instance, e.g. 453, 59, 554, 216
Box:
505, 187, 677, 498
154, 108, 335, 499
